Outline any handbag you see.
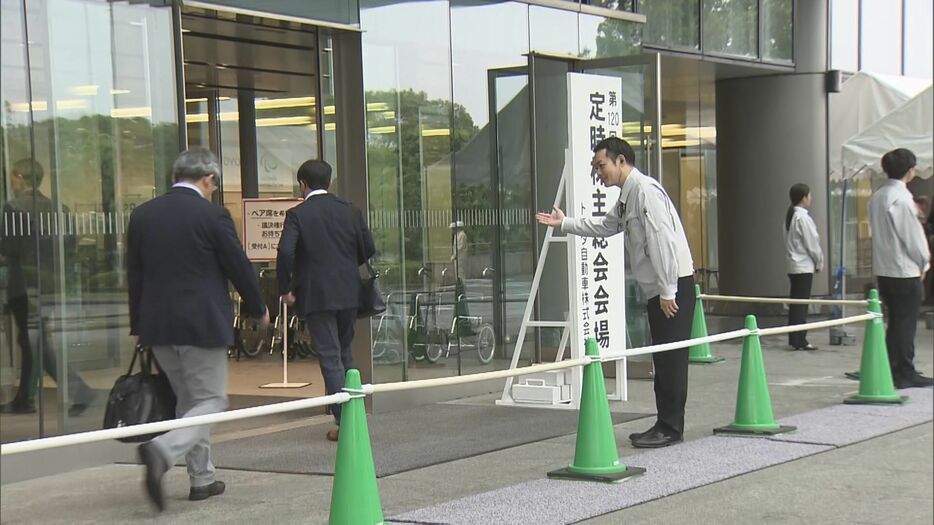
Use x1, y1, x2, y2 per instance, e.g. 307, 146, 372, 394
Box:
353, 210, 386, 318
102, 346, 177, 443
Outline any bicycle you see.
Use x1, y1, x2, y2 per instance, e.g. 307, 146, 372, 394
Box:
229, 293, 269, 359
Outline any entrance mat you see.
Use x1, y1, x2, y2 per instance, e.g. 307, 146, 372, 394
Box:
763, 387, 932, 447
389, 437, 831, 524
210, 403, 646, 477
389, 390, 933, 524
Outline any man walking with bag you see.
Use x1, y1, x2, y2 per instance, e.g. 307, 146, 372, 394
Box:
277, 159, 375, 442
128, 148, 268, 511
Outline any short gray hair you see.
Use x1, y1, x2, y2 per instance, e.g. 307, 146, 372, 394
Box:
173, 148, 221, 183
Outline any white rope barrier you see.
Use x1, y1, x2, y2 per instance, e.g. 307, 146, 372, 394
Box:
0, 310, 877, 457
1, 393, 350, 457
699, 294, 868, 306
364, 358, 592, 394
601, 329, 751, 362
757, 313, 877, 337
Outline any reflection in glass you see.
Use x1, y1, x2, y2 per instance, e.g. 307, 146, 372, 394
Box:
453, 0, 531, 369
703, 0, 757, 58
361, 0, 456, 383
580, 13, 643, 58
639, 0, 700, 51
761, 0, 793, 62
1, 0, 178, 442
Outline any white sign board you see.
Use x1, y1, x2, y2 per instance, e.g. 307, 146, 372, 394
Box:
242, 198, 302, 261
567, 73, 626, 362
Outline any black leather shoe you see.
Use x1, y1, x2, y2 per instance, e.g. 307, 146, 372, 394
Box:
897, 373, 934, 389
794, 344, 818, 351
628, 425, 656, 441
189, 481, 226, 501
138, 442, 168, 512
0, 398, 36, 414
631, 429, 682, 449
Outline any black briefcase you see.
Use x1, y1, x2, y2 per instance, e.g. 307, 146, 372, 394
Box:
102, 346, 177, 443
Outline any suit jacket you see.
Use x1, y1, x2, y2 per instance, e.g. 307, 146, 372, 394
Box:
127, 187, 265, 348
1, 190, 74, 300
276, 193, 375, 316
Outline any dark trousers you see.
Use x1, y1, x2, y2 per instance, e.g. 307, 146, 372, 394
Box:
8, 294, 90, 403
306, 308, 357, 423
877, 276, 923, 382
787, 273, 814, 348
646, 276, 695, 437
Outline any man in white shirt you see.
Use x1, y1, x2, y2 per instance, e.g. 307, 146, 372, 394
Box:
537, 137, 695, 448
868, 148, 933, 389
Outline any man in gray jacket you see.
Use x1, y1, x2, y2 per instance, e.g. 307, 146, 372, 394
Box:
537, 137, 694, 448
869, 148, 932, 389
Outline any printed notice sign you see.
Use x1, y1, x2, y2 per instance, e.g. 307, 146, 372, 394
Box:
567, 73, 626, 357
242, 198, 302, 261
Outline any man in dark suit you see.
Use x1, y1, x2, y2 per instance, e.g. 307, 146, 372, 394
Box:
277, 159, 374, 442
0, 159, 94, 415
128, 148, 268, 511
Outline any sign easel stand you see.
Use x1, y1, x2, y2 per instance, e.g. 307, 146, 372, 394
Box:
260, 300, 310, 389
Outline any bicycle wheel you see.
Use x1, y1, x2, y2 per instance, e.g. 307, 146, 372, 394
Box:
476, 324, 495, 364
424, 330, 448, 363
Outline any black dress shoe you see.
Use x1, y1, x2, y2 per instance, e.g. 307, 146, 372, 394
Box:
896, 373, 934, 389
794, 344, 818, 351
631, 429, 682, 448
628, 425, 656, 441
0, 398, 36, 414
138, 442, 168, 512
189, 481, 226, 501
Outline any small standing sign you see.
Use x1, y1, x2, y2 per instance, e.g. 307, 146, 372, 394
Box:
242, 198, 302, 262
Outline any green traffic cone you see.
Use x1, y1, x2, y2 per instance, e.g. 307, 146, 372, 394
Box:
688, 284, 724, 364
547, 338, 645, 483
844, 289, 907, 405
329, 369, 383, 525
714, 315, 795, 436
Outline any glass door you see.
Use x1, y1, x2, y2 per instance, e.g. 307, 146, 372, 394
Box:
487, 67, 532, 370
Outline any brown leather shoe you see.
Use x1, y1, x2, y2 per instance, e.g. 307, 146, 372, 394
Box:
326, 427, 340, 442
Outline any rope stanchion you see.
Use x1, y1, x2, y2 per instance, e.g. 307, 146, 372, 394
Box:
845, 290, 907, 405
699, 294, 868, 306
547, 339, 644, 483
688, 284, 724, 364
713, 315, 795, 436
329, 369, 383, 525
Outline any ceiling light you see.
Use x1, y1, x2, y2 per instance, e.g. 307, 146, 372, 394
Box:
255, 96, 315, 110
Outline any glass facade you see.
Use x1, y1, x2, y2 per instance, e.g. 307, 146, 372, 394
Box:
1, 0, 178, 442
640, 0, 792, 65
703, 0, 758, 58
360, 1, 647, 384
831, 0, 934, 78
1, 0, 803, 442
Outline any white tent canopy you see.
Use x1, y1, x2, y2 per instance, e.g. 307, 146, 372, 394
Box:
840, 85, 934, 180
829, 71, 931, 181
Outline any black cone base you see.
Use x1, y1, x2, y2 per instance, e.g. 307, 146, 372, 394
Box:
843, 395, 907, 405
547, 465, 646, 484
713, 424, 796, 436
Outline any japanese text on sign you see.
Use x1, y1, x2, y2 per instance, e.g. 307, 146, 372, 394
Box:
242, 198, 302, 261
568, 73, 625, 352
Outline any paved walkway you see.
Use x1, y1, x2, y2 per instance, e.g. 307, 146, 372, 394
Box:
1, 318, 932, 524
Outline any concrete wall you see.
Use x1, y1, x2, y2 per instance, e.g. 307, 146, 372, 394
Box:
714, 0, 830, 298
715, 73, 829, 297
